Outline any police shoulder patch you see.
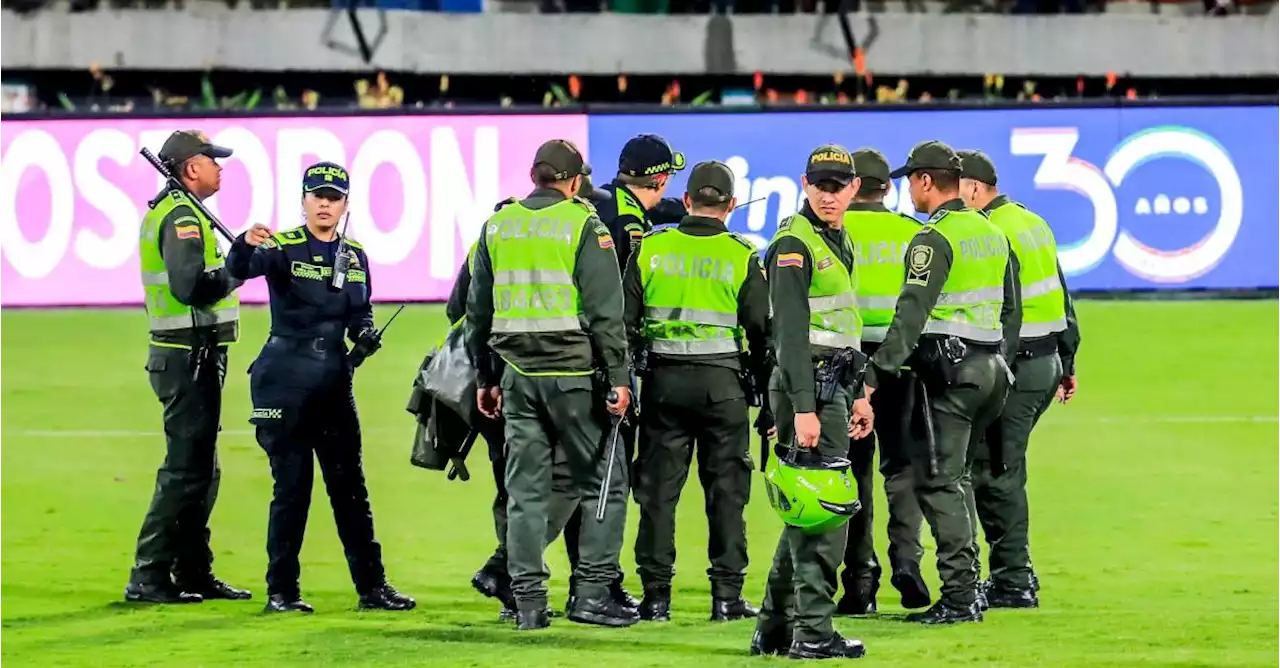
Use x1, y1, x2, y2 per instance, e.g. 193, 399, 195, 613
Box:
777, 216, 794, 232
927, 208, 951, 225
906, 243, 933, 286
776, 252, 805, 269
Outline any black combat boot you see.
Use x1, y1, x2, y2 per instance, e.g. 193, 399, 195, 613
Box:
359, 583, 416, 611
124, 581, 202, 604
265, 593, 314, 613
516, 607, 551, 630
788, 633, 867, 659
472, 566, 516, 611
568, 596, 639, 627
986, 585, 1039, 609
904, 598, 982, 624
836, 579, 878, 615
610, 579, 641, 613
710, 596, 758, 621
748, 624, 793, 656
639, 588, 671, 622
175, 577, 252, 601
890, 564, 931, 610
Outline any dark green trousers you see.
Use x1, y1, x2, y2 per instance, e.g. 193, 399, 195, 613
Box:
130, 345, 226, 587
758, 375, 851, 643
969, 352, 1061, 590
912, 352, 1008, 605
634, 365, 751, 599
501, 369, 628, 610
841, 362, 924, 593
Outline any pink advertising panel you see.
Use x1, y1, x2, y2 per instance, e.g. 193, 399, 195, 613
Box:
0, 113, 590, 306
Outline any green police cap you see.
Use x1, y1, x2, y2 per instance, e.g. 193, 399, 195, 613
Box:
805, 144, 856, 186
851, 148, 891, 185
957, 149, 998, 186
533, 139, 592, 181
157, 130, 232, 166
889, 140, 962, 179
685, 160, 735, 204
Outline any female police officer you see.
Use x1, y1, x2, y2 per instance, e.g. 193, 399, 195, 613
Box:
228, 162, 414, 614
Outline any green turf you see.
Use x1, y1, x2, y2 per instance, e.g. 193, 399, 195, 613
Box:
2, 301, 1277, 667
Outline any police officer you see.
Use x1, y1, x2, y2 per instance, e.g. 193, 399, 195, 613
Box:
462, 174, 618, 621
861, 141, 1021, 624
557, 134, 689, 613
623, 161, 769, 622
751, 145, 872, 660
227, 162, 414, 614
958, 149, 1081, 608
126, 130, 252, 604
837, 148, 931, 615
465, 139, 635, 631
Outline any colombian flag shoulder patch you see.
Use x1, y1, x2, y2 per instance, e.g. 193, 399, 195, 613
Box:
598, 234, 615, 249
776, 252, 804, 268
174, 225, 201, 240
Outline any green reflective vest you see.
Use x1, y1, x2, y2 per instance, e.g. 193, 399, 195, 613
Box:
139, 189, 239, 347
985, 201, 1067, 339
636, 227, 755, 356
922, 208, 1009, 344
845, 208, 920, 343
485, 198, 591, 345
771, 216, 863, 354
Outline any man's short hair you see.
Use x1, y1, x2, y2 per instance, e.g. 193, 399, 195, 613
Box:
615, 172, 663, 190
918, 168, 960, 191
690, 187, 732, 212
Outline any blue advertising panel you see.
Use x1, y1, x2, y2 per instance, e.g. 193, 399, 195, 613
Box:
587, 105, 1279, 290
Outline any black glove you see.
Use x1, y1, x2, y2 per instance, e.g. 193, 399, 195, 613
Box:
651, 197, 688, 226
347, 327, 382, 368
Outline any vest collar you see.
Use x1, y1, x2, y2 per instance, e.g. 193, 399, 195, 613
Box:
528, 187, 568, 202
982, 194, 1011, 213
928, 198, 967, 217
678, 215, 727, 233
846, 200, 890, 213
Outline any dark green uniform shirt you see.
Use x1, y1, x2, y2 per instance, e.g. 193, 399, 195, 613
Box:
466, 188, 630, 389
151, 193, 242, 346
766, 203, 856, 414
866, 198, 1022, 388
982, 194, 1082, 376
622, 215, 770, 374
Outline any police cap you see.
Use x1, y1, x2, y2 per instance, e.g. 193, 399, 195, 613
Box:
303, 161, 350, 197
685, 160, 735, 205
619, 134, 686, 178
533, 139, 592, 181
957, 149, 998, 186
805, 144, 856, 186
889, 140, 962, 179
158, 130, 233, 166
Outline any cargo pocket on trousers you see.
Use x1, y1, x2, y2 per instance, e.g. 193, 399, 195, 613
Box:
145, 351, 180, 402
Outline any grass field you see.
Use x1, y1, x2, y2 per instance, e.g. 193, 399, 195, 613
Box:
2, 300, 1277, 667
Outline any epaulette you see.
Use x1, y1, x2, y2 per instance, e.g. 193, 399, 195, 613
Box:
572, 195, 598, 213
926, 208, 952, 225
898, 212, 923, 224
642, 227, 672, 239
343, 237, 363, 250
726, 231, 758, 251
273, 227, 307, 245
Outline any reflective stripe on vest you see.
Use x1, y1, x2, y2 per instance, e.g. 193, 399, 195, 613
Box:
770, 215, 863, 354
986, 201, 1067, 339
138, 189, 239, 338
485, 200, 591, 336
846, 208, 920, 333
923, 209, 1009, 345
636, 229, 753, 356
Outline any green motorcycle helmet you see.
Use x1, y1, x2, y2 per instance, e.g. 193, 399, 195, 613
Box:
764, 443, 861, 535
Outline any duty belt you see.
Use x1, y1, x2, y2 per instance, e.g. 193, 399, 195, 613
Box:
1016, 335, 1058, 359
267, 334, 345, 353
